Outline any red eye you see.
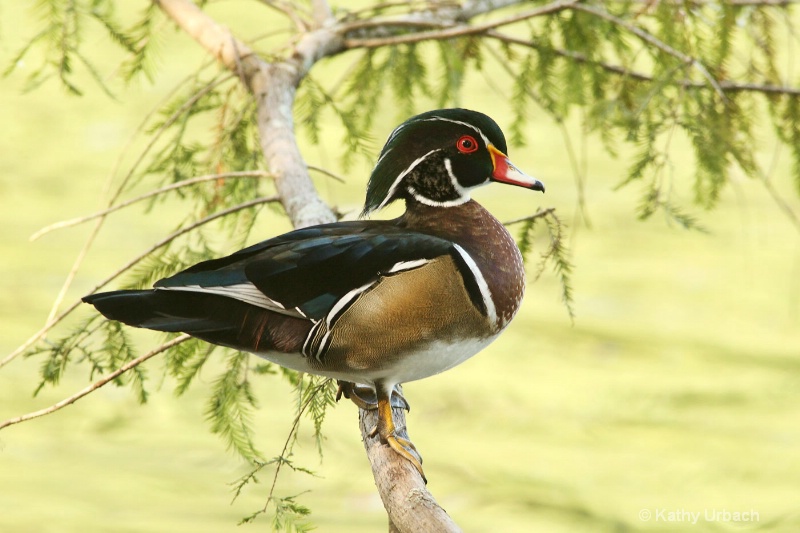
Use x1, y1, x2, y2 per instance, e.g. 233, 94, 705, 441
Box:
456, 135, 478, 154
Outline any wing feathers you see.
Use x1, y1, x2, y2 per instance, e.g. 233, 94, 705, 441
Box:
148, 223, 486, 330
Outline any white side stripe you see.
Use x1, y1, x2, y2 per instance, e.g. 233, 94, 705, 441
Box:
452, 244, 497, 325
303, 319, 322, 357
315, 330, 332, 361
326, 281, 374, 329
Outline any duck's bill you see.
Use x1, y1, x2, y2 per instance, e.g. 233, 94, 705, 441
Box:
488, 145, 545, 192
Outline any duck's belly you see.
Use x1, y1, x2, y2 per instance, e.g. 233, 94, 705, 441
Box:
364, 333, 500, 384
254, 333, 498, 385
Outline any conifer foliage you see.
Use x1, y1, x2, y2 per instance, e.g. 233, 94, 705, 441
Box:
3, 1, 799, 530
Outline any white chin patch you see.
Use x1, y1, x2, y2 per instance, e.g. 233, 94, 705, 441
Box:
406, 185, 469, 208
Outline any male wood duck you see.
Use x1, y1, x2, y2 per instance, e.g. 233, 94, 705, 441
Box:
84, 108, 544, 480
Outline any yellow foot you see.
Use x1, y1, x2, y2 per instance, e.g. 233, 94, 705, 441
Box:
371, 381, 426, 482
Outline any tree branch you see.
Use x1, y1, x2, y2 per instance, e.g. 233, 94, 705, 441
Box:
571, 3, 727, 100
154, 2, 453, 530
156, 0, 340, 228
310, 0, 334, 28
0, 335, 190, 431
485, 31, 800, 97
342, 0, 579, 49
359, 399, 462, 533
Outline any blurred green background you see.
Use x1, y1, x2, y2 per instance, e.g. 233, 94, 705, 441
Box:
2, 3, 799, 532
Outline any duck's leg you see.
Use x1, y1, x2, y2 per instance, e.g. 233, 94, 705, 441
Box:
372, 380, 426, 482
336, 381, 410, 411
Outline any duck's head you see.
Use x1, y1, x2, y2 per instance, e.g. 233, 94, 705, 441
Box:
362, 108, 544, 216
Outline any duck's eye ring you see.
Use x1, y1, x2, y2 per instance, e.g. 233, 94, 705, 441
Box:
456, 135, 478, 154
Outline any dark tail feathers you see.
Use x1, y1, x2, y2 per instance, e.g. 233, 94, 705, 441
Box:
83, 289, 309, 353
83, 290, 238, 333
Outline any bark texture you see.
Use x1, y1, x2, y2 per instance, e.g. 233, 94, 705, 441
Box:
360, 401, 462, 533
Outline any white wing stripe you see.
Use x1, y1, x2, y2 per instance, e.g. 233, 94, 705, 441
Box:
386, 259, 430, 273
156, 283, 298, 315
452, 244, 497, 325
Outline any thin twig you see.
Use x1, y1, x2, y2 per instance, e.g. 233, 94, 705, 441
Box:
89, 195, 280, 295
257, 0, 310, 31
484, 42, 590, 227
342, 0, 579, 48
504, 207, 557, 226
267, 379, 329, 501
39, 74, 234, 344
759, 173, 800, 233
234, 378, 331, 519
338, 18, 447, 33
486, 30, 800, 96
0, 335, 190, 431
30, 171, 272, 241
571, 3, 728, 101
2, 75, 235, 369
307, 164, 346, 183
43, 218, 103, 331
2, 196, 279, 369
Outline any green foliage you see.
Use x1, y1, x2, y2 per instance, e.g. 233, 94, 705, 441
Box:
767, 92, 800, 195
239, 494, 314, 532
296, 375, 337, 455
206, 350, 263, 463
512, 209, 575, 321
297, 74, 373, 171
29, 314, 101, 395
495, 2, 800, 222
231, 375, 334, 527
4, 0, 160, 94
166, 337, 215, 397
310, 41, 473, 143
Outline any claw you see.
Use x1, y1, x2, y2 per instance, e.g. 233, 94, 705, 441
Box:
336, 381, 411, 411
385, 435, 425, 482
339, 380, 425, 480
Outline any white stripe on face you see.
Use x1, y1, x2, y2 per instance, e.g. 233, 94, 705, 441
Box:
369, 148, 441, 214
421, 116, 491, 147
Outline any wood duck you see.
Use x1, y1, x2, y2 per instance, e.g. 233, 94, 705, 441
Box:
84, 108, 544, 480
